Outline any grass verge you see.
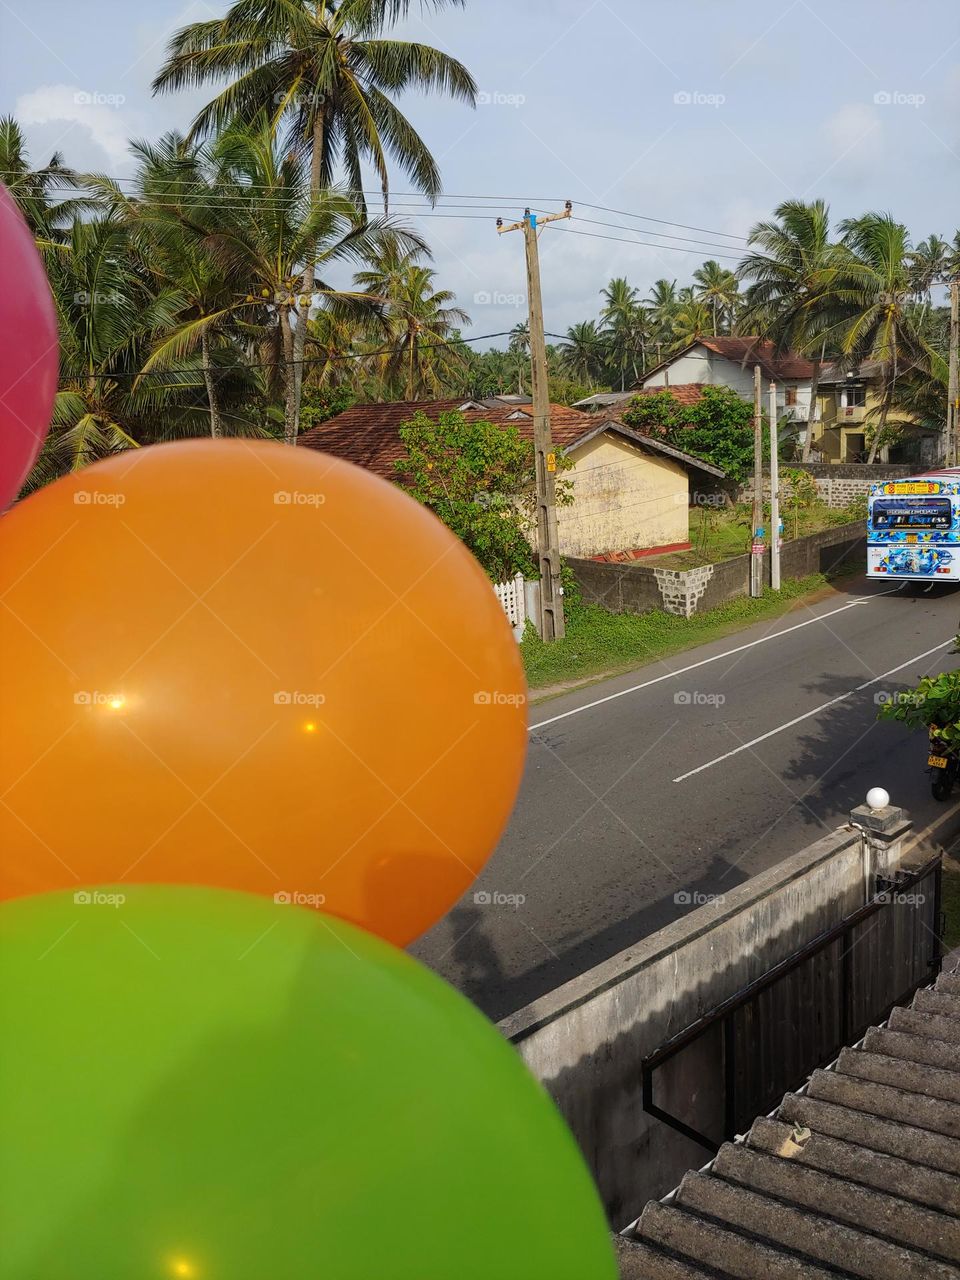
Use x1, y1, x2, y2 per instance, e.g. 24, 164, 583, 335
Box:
522, 572, 839, 692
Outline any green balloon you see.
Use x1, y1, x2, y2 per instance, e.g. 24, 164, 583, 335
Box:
0, 887, 614, 1280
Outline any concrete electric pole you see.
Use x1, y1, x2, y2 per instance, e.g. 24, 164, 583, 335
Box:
750, 363, 764, 597
497, 204, 572, 641
948, 278, 959, 468
768, 380, 781, 591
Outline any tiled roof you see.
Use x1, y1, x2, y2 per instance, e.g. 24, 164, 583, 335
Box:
637, 339, 815, 387
698, 337, 814, 380
630, 383, 709, 408
619, 966, 960, 1278
298, 398, 594, 479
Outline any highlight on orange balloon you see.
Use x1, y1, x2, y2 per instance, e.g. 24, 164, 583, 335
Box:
0, 440, 528, 944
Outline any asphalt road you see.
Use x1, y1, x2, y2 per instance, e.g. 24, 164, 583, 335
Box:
411, 574, 960, 1022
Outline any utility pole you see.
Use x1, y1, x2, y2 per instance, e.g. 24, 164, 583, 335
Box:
498, 204, 572, 641
750, 364, 764, 597
948, 278, 959, 468
768, 380, 781, 591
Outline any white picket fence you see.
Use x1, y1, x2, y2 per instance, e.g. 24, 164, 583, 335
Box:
493, 572, 528, 640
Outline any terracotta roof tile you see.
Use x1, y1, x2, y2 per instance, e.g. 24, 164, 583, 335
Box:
298, 398, 594, 479
630, 383, 708, 408
698, 336, 814, 380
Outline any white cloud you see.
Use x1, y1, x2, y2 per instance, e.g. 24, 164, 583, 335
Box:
16, 83, 136, 168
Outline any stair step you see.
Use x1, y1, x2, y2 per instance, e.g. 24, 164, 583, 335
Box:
747, 1115, 960, 1215
614, 1233, 725, 1279
713, 1140, 960, 1259
915, 989, 960, 1022
677, 1171, 960, 1280
937, 971, 960, 997
778, 1093, 960, 1175
890, 1006, 960, 1046
807, 1068, 960, 1138
838, 1046, 960, 1104
864, 1026, 960, 1074
635, 1200, 842, 1280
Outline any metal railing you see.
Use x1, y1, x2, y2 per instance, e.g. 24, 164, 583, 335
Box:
641, 854, 943, 1153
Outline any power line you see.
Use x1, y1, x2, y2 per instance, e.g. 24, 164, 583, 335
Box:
77, 328, 518, 383
3, 172, 753, 245
550, 223, 744, 265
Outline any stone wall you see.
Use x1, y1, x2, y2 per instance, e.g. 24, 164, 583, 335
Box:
569, 521, 866, 618
741, 462, 913, 509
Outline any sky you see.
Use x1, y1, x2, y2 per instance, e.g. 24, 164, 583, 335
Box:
2, 0, 958, 346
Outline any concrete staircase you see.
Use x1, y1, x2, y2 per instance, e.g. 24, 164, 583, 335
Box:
618, 970, 960, 1278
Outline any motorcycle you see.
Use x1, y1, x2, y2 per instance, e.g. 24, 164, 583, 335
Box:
928, 726, 960, 801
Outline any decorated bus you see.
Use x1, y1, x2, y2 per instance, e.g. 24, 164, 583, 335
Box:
867, 468, 960, 581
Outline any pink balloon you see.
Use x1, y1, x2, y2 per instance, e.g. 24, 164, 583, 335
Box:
0, 182, 58, 509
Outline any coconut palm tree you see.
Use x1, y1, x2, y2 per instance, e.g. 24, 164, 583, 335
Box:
194, 123, 422, 441
908, 234, 949, 303
153, 0, 475, 437
600, 276, 647, 388
356, 248, 469, 398
692, 259, 739, 335
646, 278, 678, 363
836, 213, 928, 462
559, 320, 606, 384
32, 215, 225, 485
738, 199, 846, 461
670, 297, 712, 349
0, 114, 89, 243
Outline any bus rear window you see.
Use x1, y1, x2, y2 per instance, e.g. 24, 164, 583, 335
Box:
871, 498, 952, 529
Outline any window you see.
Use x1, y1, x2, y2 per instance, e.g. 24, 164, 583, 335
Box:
784, 386, 798, 406
841, 385, 866, 408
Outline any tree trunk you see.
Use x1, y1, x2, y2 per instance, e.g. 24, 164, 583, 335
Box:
867, 388, 892, 463
289, 114, 326, 445
801, 355, 822, 463
279, 306, 298, 447
200, 329, 223, 439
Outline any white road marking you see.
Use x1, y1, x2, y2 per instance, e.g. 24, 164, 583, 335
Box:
529, 593, 895, 732
672, 639, 955, 783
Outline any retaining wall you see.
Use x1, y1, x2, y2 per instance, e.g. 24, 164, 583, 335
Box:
570, 521, 866, 618
741, 463, 913, 509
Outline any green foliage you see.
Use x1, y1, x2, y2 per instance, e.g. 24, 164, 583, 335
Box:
299, 386, 356, 431
877, 643, 960, 740
395, 410, 539, 582
621, 385, 757, 482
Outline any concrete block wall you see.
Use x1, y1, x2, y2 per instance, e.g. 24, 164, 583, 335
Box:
569, 522, 866, 619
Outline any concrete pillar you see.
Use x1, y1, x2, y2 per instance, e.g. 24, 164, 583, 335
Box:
848, 797, 912, 891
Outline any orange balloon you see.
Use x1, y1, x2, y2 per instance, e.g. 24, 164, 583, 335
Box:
0, 441, 527, 944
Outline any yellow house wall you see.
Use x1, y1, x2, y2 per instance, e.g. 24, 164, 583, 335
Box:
811, 382, 922, 462
558, 434, 689, 558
